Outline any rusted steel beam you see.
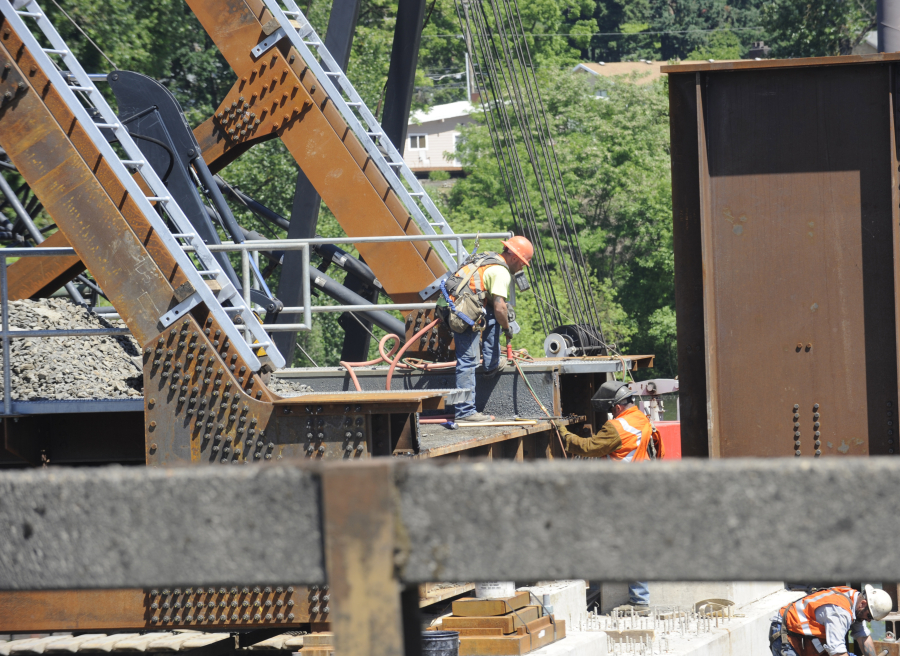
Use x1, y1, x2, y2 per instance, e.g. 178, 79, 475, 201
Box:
0, 20, 183, 345
6, 230, 85, 300
187, 0, 447, 305
321, 461, 404, 656
0, 588, 314, 633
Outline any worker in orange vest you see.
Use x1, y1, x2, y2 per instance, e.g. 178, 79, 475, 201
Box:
769, 585, 890, 656
554, 380, 664, 610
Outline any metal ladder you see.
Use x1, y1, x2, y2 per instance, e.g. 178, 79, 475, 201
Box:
256, 0, 463, 271
4, 0, 285, 371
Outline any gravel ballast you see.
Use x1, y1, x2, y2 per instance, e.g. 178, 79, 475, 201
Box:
0, 298, 142, 401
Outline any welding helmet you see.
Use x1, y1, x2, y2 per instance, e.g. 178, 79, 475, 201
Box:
591, 381, 633, 416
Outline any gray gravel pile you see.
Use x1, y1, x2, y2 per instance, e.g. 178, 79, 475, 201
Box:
0, 298, 142, 400
267, 377, 314, 398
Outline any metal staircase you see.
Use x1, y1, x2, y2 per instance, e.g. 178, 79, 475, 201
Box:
4, 0, 285, 371
256, 0, 463, 271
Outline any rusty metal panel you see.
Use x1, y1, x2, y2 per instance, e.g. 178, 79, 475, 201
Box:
669, 58, 900, 458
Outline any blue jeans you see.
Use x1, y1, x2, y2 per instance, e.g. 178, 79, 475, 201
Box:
454, 308, 501, 419
629, 582, 649, 606
768, 618, 798, 656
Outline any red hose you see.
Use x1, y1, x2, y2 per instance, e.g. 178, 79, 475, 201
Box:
386, 319, 440, 390
339, 334, 402, 392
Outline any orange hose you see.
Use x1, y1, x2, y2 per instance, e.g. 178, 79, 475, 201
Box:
339, 334, 402, 392
386, 319, 440, 390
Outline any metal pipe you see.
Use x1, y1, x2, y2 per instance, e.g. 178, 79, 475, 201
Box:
879, 0, 900, 52
183, 233, 512, 252
0, 247, 77, 257
280, 303, 436, 312
298, 266, 405, 336
0, 176, 84, 303
1, 258, 9, 416
0, 328, 130, 338
302, 244, 312, 332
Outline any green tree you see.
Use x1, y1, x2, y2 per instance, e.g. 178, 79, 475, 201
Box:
761, 0, 876, 57
445, 70, 674, 376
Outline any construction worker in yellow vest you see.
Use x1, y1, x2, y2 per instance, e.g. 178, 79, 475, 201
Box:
769, 585, 891, 656
553, 380, 664, 610
441, 236, 534, 424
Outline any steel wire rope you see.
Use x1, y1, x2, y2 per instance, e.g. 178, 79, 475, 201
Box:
492, 0, 599, 342
471, 0, 585, 336
487, 0, 598, 344
458, 0, 561, 331
456, 3, 557, 333
462, 0, 606, 349
505, 0, 605, 343
482, 0, 599, 342
456, 2, 547, 326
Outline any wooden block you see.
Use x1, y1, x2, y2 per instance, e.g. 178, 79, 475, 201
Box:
458, 634, 530, 656
874, 642, 900, 656
302, 633, 334, 646
457, 617, 565, 655
443, 606, 539, 633
452, 591, 530, 617
456, 628, 504, 636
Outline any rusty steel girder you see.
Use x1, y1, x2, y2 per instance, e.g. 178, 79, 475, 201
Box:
188, 0, 447, 306
666, 54, 900, 458
0, 587, 317, 633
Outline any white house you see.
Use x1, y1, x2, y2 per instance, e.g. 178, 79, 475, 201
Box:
405, 100, 475, 174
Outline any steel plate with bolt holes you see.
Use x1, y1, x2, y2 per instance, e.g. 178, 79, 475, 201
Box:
667, 57, 900, 458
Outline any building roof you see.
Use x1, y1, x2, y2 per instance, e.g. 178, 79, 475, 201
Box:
572, 61, 665, 84
410, 100, 475, 125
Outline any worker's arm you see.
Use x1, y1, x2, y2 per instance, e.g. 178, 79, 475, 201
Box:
819, 605, 867, 656
857, 635, 877, 656
493, 295, 511, 333
556, 421, 622, 458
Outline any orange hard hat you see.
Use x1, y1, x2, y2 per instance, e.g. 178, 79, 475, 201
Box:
502, 235, 534, 266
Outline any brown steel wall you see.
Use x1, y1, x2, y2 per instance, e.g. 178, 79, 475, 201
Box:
669, 61, 900, 458
670, 73, 708, 458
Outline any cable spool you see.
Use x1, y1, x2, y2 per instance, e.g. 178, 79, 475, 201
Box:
543, 332, 574, 358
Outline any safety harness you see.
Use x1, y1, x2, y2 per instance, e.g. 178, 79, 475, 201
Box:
437, 251, 509, 333
771, 588, 846, 656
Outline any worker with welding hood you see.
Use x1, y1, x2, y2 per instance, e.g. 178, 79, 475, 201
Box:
768, 584, 891, 656
440, 236, 533, 424
553, 380, 664, 610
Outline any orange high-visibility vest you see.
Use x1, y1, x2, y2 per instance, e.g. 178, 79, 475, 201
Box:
607, 405, 657, 462
781, 586, 858, 650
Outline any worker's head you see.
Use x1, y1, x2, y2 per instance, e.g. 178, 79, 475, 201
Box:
501, 236, 534, 273
858, 585, 892, 622
591, 380, 634, 418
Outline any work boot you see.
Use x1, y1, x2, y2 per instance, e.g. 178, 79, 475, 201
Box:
482, 367, 502, 380
457, 412, 494, 424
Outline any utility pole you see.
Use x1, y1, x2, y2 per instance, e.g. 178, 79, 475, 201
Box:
878, 0, 900, 52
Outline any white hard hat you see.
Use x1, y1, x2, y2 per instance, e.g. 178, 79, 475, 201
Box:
865, 584, 892, 621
